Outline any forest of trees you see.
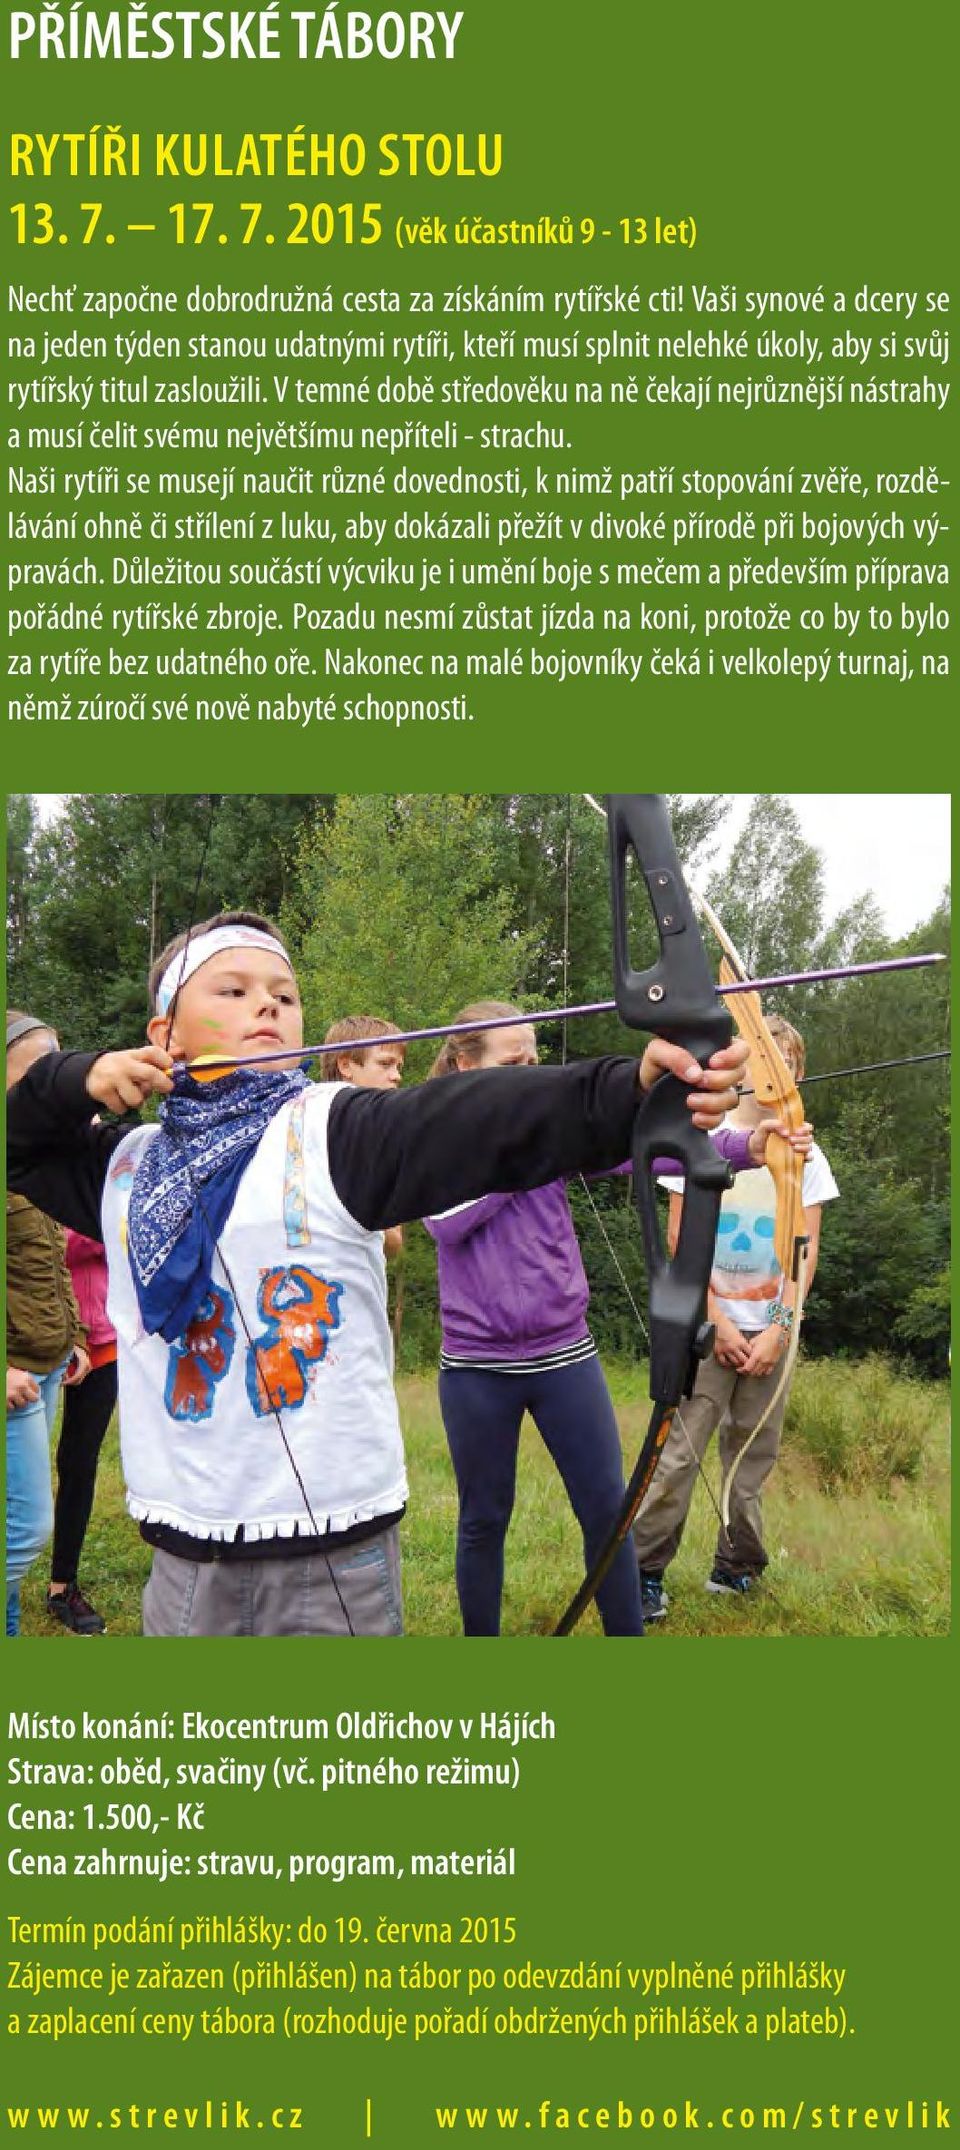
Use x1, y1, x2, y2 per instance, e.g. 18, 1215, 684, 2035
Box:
6, 791, 951, 1374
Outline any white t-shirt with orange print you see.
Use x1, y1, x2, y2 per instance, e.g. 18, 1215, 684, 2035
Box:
660, 1128, 839, 1334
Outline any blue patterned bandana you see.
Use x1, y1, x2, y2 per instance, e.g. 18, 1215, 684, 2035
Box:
127, 1067, 308, 1343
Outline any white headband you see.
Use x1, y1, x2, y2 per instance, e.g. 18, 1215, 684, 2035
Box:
156, 927, 292, 1017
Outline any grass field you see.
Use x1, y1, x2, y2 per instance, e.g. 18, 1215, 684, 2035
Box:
20, 1359, 950, 1640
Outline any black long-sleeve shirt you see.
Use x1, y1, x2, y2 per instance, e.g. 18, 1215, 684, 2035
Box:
7, 1050, 644, 1562
6, 1049, 643, 1237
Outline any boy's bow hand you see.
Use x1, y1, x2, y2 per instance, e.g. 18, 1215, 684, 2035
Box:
86, 1046, 174, 1115
637, 1037, 748, 1130
748, 1117, 814, 1165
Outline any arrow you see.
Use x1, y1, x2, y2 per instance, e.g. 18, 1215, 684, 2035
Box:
180, 954, 946, 1078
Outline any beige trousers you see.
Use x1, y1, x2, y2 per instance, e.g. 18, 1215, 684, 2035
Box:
632, 1351, 789, 1577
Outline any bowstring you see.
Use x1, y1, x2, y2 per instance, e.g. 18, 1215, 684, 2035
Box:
574, 1170, 728, 1536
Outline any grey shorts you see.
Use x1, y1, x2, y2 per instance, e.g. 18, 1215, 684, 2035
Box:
142, 1523, 403, 1638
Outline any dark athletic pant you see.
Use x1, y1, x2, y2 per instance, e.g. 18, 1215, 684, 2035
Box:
438, 1354, 644, 1636
51, 1360, 118, 1585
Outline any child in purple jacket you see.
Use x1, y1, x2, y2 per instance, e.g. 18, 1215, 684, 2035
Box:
424, 1003, 811, 1638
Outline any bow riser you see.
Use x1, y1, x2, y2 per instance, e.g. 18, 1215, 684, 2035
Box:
608, 797, 735, 1063
610, 798, 735, 1405
554, 795, 736, 1633
631, 1082, 732, 1404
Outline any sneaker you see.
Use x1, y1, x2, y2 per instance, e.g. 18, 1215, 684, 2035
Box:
705, 1569, 755, 1597
639, 1570, 669, 1621
46, 1584, 106, 1635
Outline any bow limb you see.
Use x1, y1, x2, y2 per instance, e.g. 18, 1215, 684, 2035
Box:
715, 953, 807, 1278
554, 794, 735, 1635
693, 926, 810, 1537
679, 908, 810, 1537
692, 890, 809, 1280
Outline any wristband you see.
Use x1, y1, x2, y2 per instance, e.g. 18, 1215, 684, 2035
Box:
767, 1301, 794, 1333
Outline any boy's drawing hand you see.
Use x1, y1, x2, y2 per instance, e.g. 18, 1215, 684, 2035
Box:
638, 1037, 749, 1130
87, 1046, 174, 1114
749, 1118, 814, 1165
7, 1367, 40, 1409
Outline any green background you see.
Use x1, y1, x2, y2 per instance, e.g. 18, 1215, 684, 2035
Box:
2, 1644, 954, 2134
3, 1, 956, 2141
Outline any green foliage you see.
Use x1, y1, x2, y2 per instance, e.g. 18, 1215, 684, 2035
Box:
707, 795, 825, 980
784, 1356, 940, 1490
801, 1118, 949, 1369
391, 1226, 442, 1371
6, 793, 36, 971
5, 793, 323, 1049
894, 1264, 952, 1371
791, 894, 950, 1218
283, 794, 539, 1072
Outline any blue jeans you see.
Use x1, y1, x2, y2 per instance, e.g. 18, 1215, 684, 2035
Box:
6, 1363, 64, 1636
439, 1354, 644, 1636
